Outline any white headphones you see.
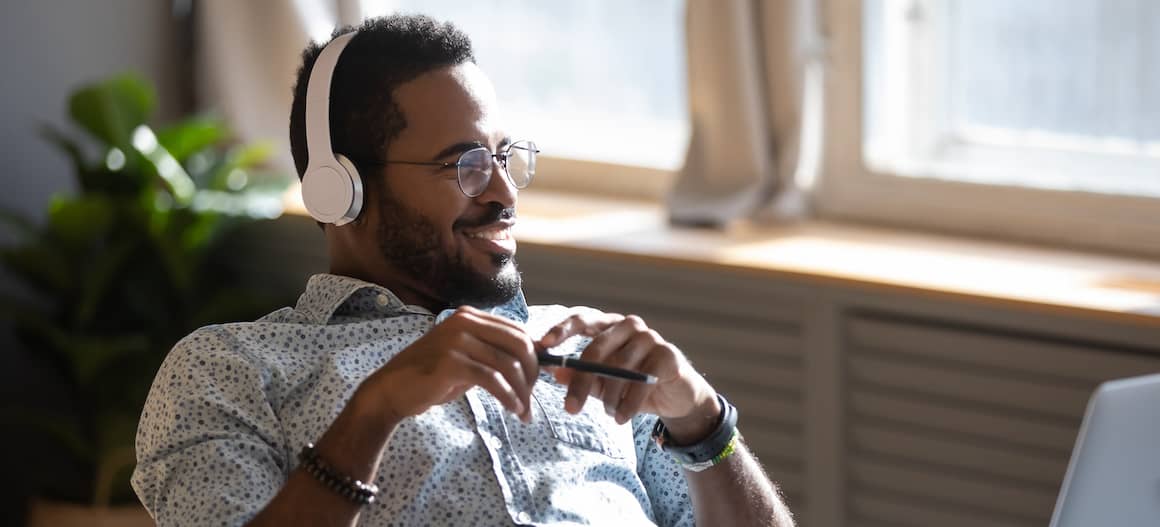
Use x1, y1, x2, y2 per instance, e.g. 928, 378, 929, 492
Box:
301, 32, 364, 225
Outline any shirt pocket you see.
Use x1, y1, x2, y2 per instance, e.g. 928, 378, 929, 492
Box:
533, 379, 628, 460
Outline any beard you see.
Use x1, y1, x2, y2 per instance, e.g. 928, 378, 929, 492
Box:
373, 187, 521, 309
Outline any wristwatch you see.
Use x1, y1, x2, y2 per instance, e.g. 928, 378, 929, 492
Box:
651, 393, 739, 472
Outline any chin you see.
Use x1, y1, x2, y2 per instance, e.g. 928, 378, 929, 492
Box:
442, 253, 522, 309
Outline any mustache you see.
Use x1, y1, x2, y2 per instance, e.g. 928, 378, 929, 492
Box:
454, 203, 515, 230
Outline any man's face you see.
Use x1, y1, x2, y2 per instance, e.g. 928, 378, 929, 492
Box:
363, 63, 520, 308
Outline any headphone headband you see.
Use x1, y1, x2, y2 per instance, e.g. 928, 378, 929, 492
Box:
301, 31, 364, 226
304, 31, 357, 169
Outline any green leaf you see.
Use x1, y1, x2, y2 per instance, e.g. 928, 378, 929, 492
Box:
74, 238, 138, 327
179, 210, 225, 252
0, 242, 74, 295
156, 116, 227, 162
46, 194, 115, 247
191, 189, 285, 219
131, 125, 196, 204
5, 310, 151, 386
206, 142, 274, 192
39, 124, 91, 174
228, 141, 274, 169
188, 288, 278, 328
68, 73, 155, 149
61, 333, 151, 387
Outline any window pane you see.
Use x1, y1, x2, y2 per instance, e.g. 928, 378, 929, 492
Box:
864, 0, 1160, 197
361, 0, 689, 169
948, 0, 1160, 143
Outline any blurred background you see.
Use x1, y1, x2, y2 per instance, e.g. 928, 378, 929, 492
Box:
2, 1, 1160, 526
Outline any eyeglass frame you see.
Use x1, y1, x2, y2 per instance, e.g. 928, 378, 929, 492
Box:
356, 140, 539, 198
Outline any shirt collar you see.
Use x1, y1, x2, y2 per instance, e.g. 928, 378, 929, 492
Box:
295, 273, 529, 325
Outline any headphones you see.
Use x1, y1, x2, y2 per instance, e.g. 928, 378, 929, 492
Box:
301, 32, 364, 225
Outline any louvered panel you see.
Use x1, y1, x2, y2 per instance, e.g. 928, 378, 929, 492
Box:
849, 317, 1160, 382
848, 354, 1090, 419
850, 491, 1032, 527
849, 391, 1078, 453
698, 355, 802, 394
518, 250, 807, 327
728, 393, 800, 427
758, 457, 804, 496
850, 423, 1067, 486
844, 314, 1160, 527
742, 425, 804, 466
845, 521, 897, 527
848, 458, 1057, 519
645, 315, 801, 361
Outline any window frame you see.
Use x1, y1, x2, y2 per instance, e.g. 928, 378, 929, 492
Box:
816, 0, 1160, 258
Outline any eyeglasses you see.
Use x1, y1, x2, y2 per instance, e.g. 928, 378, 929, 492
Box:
365, 140, 538, 198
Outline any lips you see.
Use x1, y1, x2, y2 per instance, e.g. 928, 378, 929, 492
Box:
460, 221, 516, 256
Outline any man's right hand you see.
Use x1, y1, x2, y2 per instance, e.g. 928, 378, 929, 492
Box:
355, 305, 538, 427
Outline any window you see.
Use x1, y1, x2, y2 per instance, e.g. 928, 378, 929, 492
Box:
821, 0, 1160, 256
359, 1, 689, 197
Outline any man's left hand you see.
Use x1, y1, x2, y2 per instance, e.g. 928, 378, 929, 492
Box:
538, 312, 722, 443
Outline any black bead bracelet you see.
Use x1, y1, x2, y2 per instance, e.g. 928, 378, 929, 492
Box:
298, 443, 380, 505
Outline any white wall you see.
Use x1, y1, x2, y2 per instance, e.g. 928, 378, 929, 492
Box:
0, 0, 183, 226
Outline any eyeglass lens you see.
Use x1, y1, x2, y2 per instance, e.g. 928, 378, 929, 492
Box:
457, 140, 537, 197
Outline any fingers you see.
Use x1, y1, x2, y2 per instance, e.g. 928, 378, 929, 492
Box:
541, 311, 627, 414
596, 328, 662, 419
614, 352, 665, 424
450, 352, 525, 417
540, 311, 626, 348
449, 307, 539, 389
440, 308, 538, 422
563, 315, 642, 414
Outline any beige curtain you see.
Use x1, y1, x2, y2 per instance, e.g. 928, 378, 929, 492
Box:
196, 0, 362, 175
668, 0, 825, 226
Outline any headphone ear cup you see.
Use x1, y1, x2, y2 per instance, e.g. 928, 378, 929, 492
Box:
301, 158, 363, 226
335, 154, 364, 221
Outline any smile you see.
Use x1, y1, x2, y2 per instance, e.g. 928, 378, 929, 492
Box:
463, 225, 513, 241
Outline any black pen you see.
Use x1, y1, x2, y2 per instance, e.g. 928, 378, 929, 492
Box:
536, 351, 658, 384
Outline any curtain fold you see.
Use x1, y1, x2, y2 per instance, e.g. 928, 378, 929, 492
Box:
196, 0, 334, 175
668, 0, 823, 227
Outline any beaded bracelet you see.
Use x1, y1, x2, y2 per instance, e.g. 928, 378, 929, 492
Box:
298, 443, 380, 505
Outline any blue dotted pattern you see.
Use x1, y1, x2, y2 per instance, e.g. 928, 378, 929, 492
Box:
132, 274, 693, 526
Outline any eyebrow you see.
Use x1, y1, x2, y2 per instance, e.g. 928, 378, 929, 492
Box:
430, 137, 515, 162
431, 141, 485, 162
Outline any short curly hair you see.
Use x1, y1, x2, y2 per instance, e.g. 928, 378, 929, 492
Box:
288, 14, 475, 180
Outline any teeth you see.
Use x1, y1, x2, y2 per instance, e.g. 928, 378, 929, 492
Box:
465, 227, 511, 241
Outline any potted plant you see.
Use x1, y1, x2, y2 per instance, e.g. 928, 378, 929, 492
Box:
0, 73, 292, 525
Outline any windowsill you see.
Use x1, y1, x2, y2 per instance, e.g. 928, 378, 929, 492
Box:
514, 191, 1160, 327
283, 189, 1160, 327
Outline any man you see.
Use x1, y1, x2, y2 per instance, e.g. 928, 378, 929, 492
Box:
132, 14, 793, 527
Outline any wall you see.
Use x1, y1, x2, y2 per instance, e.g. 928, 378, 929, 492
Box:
0, 0, 183, 522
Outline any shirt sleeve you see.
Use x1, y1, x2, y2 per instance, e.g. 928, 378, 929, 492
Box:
633, 413, 695, 527
132, 327, 289, 526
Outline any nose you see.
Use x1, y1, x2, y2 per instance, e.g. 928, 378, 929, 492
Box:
474, 155, 517, 208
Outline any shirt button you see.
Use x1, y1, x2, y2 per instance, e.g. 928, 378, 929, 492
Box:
487, 435, 503, 450
375, 294, 390, 307
516, 511, 531, 524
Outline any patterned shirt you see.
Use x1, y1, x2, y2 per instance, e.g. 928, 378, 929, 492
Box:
132, 273, 694, 526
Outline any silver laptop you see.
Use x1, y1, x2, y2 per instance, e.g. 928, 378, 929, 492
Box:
1050, 373, 1160, 527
